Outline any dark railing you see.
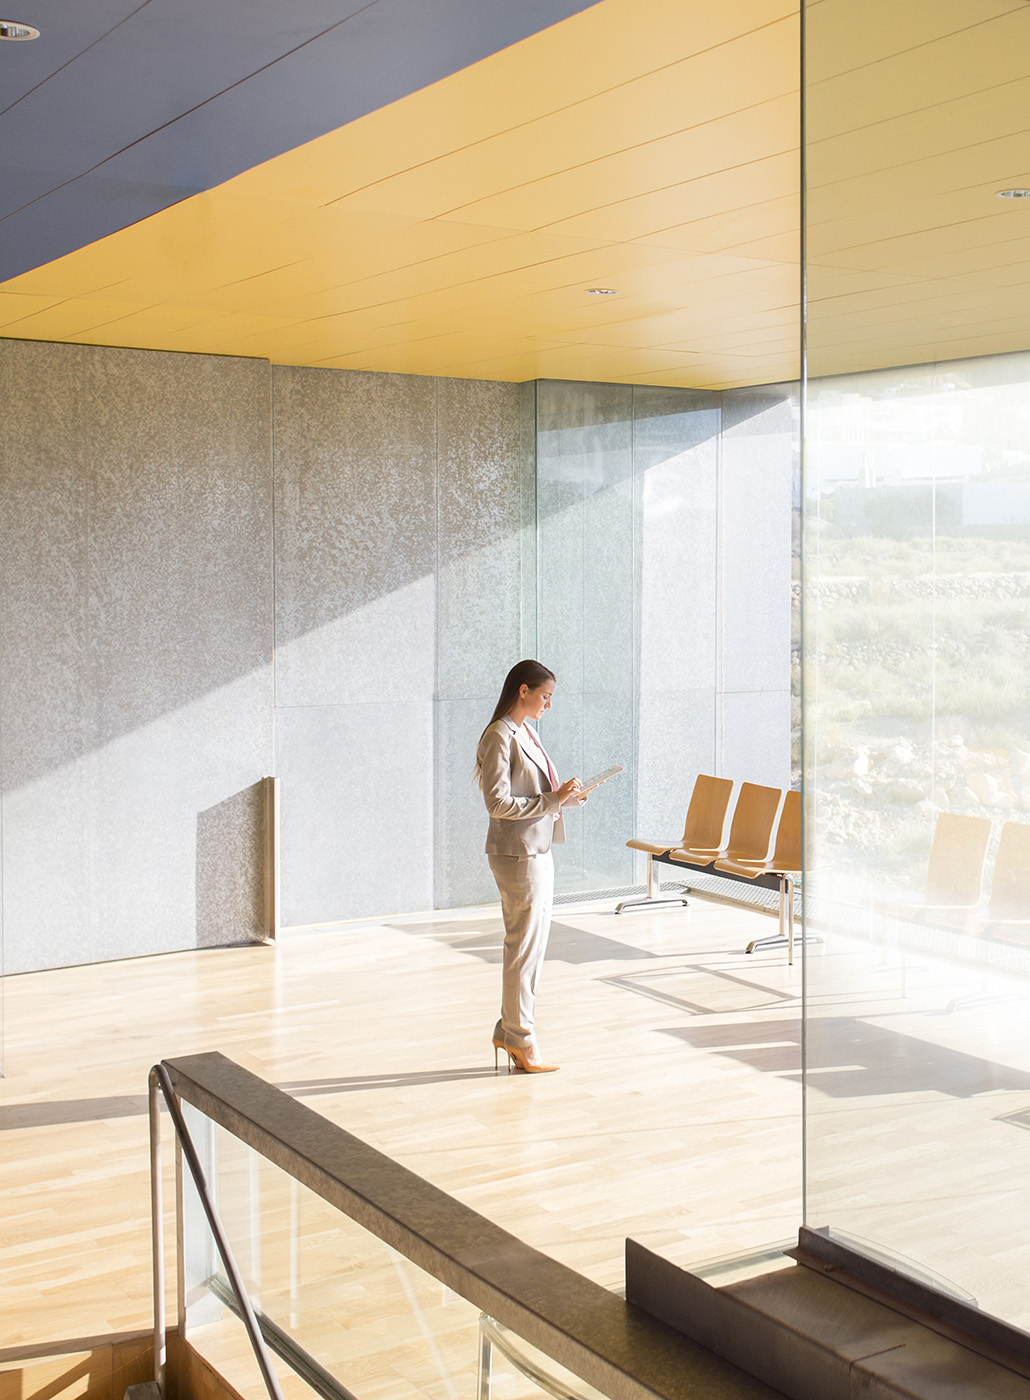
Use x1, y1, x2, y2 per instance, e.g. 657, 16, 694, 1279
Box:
150, 1050, 780, 1400
149, 1062, 284, 1400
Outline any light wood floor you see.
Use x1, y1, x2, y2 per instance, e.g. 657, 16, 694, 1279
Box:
0, 894, 803, 1363
5, 890, 1030, 1391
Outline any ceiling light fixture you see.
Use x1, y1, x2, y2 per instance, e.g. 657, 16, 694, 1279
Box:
585, 288, 619, 296
996, 188, 1030, 199
0, 19, 39, 37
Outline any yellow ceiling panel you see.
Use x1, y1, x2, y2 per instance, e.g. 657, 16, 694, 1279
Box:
811, 305, 1030, 361
810, 131, 1030, 233
0, 297, 144, 340
635, 193, 798, 256
0, 0, 810, 389
8, 0, 1030, 386
168, 222, 529, 317
160, 313, 309, 351
0, 292, 64, 325
934, 257, 1030, 293
811, 209, 1030, 274
62, 305, 236, 347
6, 252, 133, 300
813, 276, 1030, 328
548, 295, 797, 350
544, 152, 799, 245
370, 253, 794, 329
328, 19, 797, 224
241, 228, 615, 322
808, 8, 1030, 141
807, 0, 1019, 81
326, 244, 704, 327
462, 342, 696, 380
810, 217, 1030, 281
807, 77, 1030, 192
237, 0, 795, 207
443, 95, 797, 235
103, 208, 507, 305
807, 267, 923, 300
810, 270, 1030, 322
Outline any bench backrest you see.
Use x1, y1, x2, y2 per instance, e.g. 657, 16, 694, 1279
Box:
989, 821, 1030, 922
724, 782, 782, 864
925, 812, 991, 908
681, 774, 734, 850
769, 789, 801, 873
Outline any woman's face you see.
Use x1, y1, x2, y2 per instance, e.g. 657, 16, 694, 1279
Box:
524, 682, 554, 720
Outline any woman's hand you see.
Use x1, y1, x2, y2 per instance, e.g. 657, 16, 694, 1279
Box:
557, 777, 582, 806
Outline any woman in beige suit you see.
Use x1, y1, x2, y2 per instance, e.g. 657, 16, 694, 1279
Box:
476, 659, 584, 1074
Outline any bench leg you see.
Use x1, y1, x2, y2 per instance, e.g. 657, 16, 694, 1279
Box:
745, 877, 821, 958
615, 854, 690, 914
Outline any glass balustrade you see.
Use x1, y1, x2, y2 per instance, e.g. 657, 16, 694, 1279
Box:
177, 1102, 624, 1400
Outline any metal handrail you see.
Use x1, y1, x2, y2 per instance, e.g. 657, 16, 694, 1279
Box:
149, 1063, 285, 1400
208, 1275, 360, 1400
155, 1050, 781, 1400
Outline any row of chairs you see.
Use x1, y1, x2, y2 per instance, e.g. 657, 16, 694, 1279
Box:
617, 775, 804, 962
881, 812, 1030, 934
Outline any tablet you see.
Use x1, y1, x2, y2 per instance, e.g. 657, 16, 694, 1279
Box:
578, 764, 624, 795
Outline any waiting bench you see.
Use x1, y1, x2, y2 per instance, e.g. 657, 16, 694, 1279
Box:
618, 775, 810, 964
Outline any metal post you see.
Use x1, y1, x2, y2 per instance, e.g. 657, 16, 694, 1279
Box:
249, 1150, 262, 1303
289, 1177, 300, 1329
153, 1064, 286, 1400
477, 1322, 493, 1400
149, 1070, 166, 1394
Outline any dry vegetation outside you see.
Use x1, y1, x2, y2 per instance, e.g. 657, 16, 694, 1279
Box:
806, 534, 1030, 895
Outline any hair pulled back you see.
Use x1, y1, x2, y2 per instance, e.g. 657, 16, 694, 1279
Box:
475, 659, 556, 771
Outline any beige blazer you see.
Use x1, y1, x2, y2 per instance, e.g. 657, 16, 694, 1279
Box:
478, 715, 566, 856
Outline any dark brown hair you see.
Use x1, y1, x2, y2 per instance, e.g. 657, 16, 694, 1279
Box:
475, 659, 556, 770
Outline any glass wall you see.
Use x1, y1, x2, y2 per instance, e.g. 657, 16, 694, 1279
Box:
803, 0, 1030, 1329
530, 379, 795, 896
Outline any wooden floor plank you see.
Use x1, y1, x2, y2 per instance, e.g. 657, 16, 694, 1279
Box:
8, 892, 1023, 1379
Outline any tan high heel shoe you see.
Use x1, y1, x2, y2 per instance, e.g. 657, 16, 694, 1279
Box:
492, 1022, 506, 1071
504, 1042, 559, 1074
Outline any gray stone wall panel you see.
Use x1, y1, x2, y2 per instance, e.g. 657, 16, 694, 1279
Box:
436, 377, 521, 700
0, 339, 273, 973
277, 701, 433, 926
435, 696, 502, 910
272, 365, 437, 708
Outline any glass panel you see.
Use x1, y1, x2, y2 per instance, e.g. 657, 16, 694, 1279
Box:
181, 1108, 483, 1400
533, 379, 793, 896
803, 0, 1030, 1331
180, 1109, 627, 1400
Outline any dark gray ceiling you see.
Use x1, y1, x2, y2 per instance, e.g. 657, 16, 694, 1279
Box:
0, 0, 598, 282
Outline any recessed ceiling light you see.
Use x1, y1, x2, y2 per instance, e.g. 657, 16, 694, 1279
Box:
996, 189, 1030, 199
0, 19, 39, 38
585, 288, 619, 296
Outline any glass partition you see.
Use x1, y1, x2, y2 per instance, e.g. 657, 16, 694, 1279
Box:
179, 1104, 613, 1400
531, 378, 794, 896
803, 0, 1030, 1331
182, 1104, 486, 1400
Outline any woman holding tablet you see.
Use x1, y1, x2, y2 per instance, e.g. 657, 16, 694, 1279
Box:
476, 659, 585, 1073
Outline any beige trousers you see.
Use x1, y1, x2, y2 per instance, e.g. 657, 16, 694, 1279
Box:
488, 851, 554, 1048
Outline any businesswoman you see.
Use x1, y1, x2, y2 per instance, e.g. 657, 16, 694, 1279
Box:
476, 659, 584, 1073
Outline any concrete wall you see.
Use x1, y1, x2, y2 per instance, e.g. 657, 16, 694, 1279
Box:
272, 368, 525, 924
0, 343, 527, 968
0, 340, 793, 971
0, 341, 274, 973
